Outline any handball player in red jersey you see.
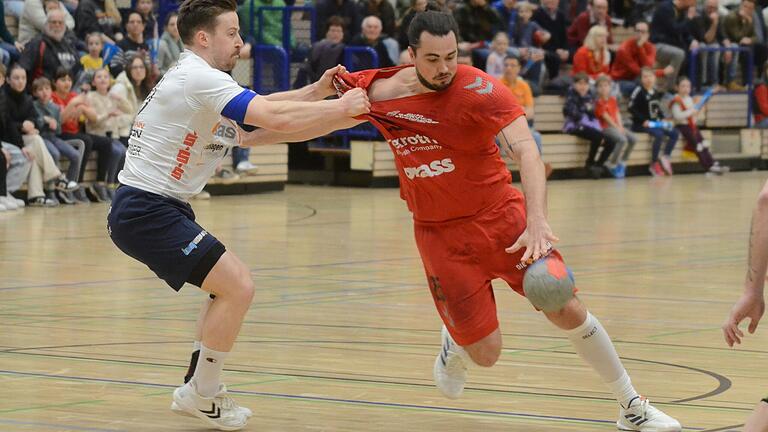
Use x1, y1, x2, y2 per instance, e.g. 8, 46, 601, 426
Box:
244, 8, 680, 431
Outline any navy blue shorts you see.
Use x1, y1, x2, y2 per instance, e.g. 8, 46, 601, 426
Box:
108, 185, 226, 291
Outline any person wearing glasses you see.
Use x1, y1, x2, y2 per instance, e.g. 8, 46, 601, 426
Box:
611, 20, 675, 97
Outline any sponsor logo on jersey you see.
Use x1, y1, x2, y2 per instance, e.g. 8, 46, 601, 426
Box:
403, 158, 455, 179
211, 122, 237, 140
130, 120, 145, 139
170, 131, 198, 180
388, 134, 443, 156
386, 110, 439, 124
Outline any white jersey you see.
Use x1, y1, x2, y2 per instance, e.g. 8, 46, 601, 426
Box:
118, 50, 251, 201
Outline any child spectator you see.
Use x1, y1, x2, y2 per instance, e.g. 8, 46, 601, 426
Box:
32, 76, 86, 204
79, 32, 107, 91
563, 72, 616, 179
629, 67, 679, 177
486, 32, 509, 79
82, 68, 130, 198
51, 67, 123, 202
595, 75, 636, 178
669, 76, 729, 174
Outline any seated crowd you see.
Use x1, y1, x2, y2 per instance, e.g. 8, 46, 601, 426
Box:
1, 0, 766, 211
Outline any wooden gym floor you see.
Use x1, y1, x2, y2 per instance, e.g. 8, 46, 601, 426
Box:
1, 171, 767, 431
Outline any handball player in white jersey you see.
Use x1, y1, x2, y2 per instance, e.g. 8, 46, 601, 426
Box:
107, 0, 370, 429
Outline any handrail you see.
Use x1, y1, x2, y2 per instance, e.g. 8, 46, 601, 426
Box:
252, 44, 290, 94
343, 46, 380, 71
688, 45, 753, 127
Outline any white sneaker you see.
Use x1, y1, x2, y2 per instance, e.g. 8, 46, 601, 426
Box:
659, 156, 674, 175
433, 325, 469, 399
235, 161, 259, 175
617, 396, 682, 432
0, 196, 18, 210
0, 202, 7, 212
171, 384, 252, 418
171, 380, 249, 431
8, 194, 24, 207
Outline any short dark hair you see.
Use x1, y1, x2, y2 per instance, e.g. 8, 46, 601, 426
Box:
54, 66, 73, 82
573, 72, 589, 84
326, 15, 345, 33
504, 55, 521, 65
127, 11, 146, 25
177, 0, 238, 45
407, 6, 459, 50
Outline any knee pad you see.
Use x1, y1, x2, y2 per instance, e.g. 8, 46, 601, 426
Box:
523, 256, 575, 312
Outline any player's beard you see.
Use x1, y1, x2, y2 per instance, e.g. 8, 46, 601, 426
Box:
218, 49, 241, 72
416, 68, 454, 92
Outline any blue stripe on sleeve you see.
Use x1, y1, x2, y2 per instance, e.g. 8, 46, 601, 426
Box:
221, 89, 258, 123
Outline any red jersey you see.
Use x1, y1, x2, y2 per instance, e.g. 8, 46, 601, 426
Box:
51, 91, 80, 135
337, 65, 525, 222
595, 96, 619, 129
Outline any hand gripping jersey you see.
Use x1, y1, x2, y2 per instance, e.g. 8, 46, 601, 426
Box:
336, 64, 526, 223
118, 50, 255, 201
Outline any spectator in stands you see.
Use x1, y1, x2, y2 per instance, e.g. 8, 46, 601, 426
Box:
500, 55, 549, 173
315, 0, 361, 42
82, 68, 130, 199
669, 76, 728, 174
157, 12, 182, 76
238, 0, 292, 47
304, 16, 346, 84
690, 0, 727, 87
359, 0, 396, 38
630, 67, 679, 176
0, 63, 30, 210
453, 0, 503, 64
486, 32, 509, 78
79, 32, 106, 91
51, 67, 120, 202
457, 46, 472, 65
492, 0, 517, 38
134, 0, 157, 42
533, 0, 570, 82
19, 9, 81, 85
350, 16, 395, 68
397, 0, 427, 51
567, 0, 612, 49
111, 55, 152, 146
18, 0, 76, 45
110, 11, 150, 78
572, 25, 610, 81
510, 2, 548, 49
75, 0, 122, 44
32, 76, 86, 204
4, 64, 77, 206
650, 0, 696, 92
562, 72, 616, 179
611, 21, 675, 97
0, 1, 24, 67
595, 75, 635, 178
722, 0, 768, 90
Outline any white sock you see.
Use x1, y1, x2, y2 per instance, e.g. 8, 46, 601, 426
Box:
565, 312, 639, 407
193, 343, 228, 398
192, 340, 201, 352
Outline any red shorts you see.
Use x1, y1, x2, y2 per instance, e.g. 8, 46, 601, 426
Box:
414, 187, 567, 346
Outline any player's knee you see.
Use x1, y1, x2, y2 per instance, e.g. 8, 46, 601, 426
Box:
470, 343, 501, 367
231, 265, 255, 305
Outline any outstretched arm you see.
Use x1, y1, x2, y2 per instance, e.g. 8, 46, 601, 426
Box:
262, 66, 347, 102
723, 180, 768, 346
243, 87, 370, 133
240, 117, 367, 147
497, 116, 559, 264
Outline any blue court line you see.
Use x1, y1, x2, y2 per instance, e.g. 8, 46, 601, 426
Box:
0, 369, 706, 430
0, 419, 128, 432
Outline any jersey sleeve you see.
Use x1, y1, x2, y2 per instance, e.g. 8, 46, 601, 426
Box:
461, 72, 526, 134
185, 67, 257, 123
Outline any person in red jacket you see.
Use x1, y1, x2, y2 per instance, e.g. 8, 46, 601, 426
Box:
572, 25, 610, 81
610, 21, 674, 97
566, 0, 612, 48
755, 65, 768, 128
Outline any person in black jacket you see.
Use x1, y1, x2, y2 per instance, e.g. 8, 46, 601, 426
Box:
18, 9, 81, 87
74, 0, 122, 43
0, 64, 31, 209
650, 0, 697, 91
4, 64, 77, 206
533, 0, 570, 80
562, 73, 616, 179
349, 16, 394, 68
629, 68, 680, 176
